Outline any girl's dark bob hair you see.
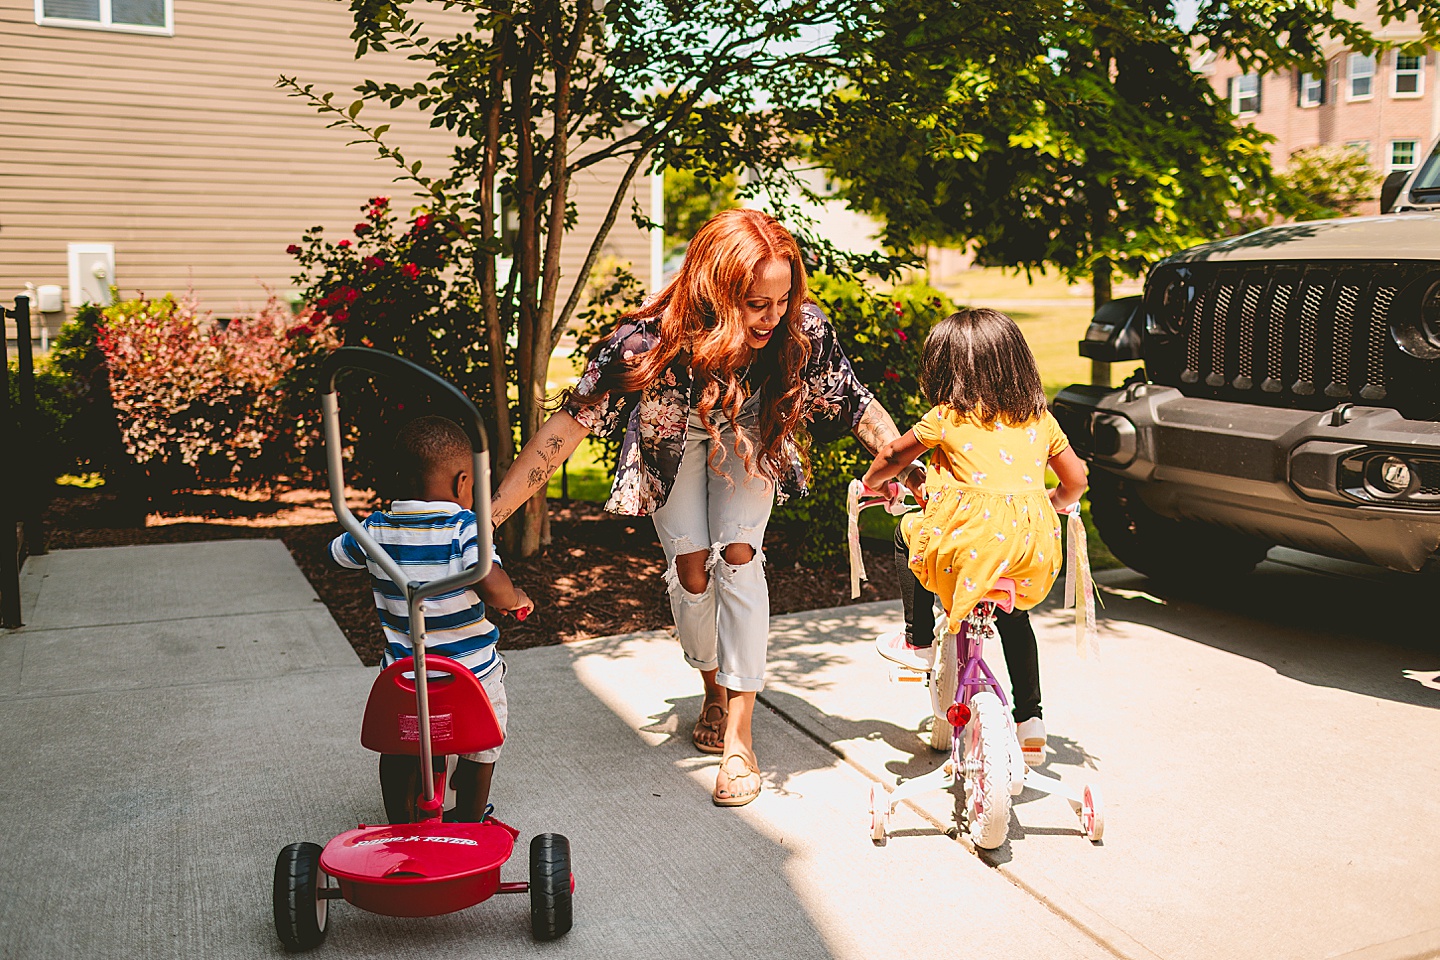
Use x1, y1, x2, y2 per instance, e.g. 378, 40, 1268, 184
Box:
920, 308, 1047, 426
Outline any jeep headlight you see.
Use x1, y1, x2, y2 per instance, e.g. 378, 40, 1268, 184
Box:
1423, 281, 1440, 347
1145, 272, 1189, 336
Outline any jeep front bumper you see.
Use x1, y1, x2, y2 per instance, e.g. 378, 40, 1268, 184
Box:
1053, 383, 1440, 572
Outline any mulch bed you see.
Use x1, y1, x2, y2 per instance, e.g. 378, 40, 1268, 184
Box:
42, 485, 899, 665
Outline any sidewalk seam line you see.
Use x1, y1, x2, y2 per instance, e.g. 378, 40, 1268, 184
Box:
0, 663, 369, 702
10, 605, 327, 635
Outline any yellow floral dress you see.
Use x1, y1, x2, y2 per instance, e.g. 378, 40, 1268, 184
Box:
900, 404, 1071, 633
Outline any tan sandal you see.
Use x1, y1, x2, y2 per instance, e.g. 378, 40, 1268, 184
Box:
691, 702, 727, 755
712, 754, 762, 807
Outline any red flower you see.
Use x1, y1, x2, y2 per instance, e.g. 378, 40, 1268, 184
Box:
892, 301, 904, 316
340, 286, 358, 303
286, 244, 301, 255
896, 329, 908, 342
354, 223, 371, 236
286, 323, 317, 340
413, 214, 432, 230
402, 263, 421, 279
362, 256, 384, 270
331, 309, 349, 323
883, 370, 901, 382
368, 197, 390, 208
337, 239, 351, 249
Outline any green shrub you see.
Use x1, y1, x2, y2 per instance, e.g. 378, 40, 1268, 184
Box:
6, 354, 79, 487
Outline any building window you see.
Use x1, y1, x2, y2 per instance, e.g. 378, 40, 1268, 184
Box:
35, 0, 171, 34
1390, 140, 1419, 171
1345, 140, 1371, 159
1393, 53, 1424, 97
1230, 74, 1261, 115
1348, 53, 1376, 100
1298, 69, 1325, 107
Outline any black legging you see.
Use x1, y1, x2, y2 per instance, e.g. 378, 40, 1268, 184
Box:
895, 522, 1042, 723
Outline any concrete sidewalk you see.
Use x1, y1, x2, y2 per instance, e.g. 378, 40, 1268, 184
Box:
0, 541, 1103, 960
3, 540, 1438, 960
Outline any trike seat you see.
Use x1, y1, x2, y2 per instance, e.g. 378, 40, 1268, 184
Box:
360, 655, 503, 756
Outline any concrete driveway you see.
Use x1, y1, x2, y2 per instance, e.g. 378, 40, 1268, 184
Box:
1, 540, 1436, 959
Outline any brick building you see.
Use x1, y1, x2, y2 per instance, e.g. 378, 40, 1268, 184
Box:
1200, 2, 1439, 196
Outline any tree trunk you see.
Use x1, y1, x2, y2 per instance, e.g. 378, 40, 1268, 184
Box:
1091, 257, 1113, 388
510, 38, 548, 558
479, 45, 513, 481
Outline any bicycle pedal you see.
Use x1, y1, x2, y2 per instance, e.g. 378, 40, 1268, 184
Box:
888, 664, 929, 684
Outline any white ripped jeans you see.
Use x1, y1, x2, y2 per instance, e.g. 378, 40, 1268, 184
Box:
652, 409, 775, 692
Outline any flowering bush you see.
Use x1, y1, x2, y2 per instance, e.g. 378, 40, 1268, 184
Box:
95, 293, 337, 486
285, 197, 495, 494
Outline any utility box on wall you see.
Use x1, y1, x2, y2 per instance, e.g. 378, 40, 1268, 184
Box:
67, 243, 115, 308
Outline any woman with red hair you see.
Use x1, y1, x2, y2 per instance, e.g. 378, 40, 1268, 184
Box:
492, 209, 920, 807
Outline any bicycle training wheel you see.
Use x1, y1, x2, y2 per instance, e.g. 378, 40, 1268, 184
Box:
961, 691, 1013, 850
928, 631, 957, 752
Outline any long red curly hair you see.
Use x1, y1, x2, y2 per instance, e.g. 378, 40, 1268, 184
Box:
574, 208, 813, 482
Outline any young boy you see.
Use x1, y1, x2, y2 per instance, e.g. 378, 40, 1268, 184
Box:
330, 415, 533, 823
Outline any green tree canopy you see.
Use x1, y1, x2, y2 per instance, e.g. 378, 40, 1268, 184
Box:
281, 0, 872, 555
813, 0, 1440, 309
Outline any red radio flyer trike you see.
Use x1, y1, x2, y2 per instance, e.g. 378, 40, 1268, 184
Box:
271, 348, 574, 951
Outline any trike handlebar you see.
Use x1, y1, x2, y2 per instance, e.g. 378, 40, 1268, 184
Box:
317, 346, 494, 602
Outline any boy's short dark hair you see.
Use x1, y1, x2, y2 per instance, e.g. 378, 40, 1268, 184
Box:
920, 308, 1047, 426
392, 415, 471, 495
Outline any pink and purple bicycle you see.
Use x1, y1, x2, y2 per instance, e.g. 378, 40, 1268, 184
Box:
848, 480, 1103, 850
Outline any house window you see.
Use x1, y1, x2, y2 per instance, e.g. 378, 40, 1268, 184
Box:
1348, 53, 1376, 99
1230, 74, 1261, 115
1390, 140, 1419, 171
1393, 53, 1424, 97
1298, 70, 1325, 107
35, 0, 171, 34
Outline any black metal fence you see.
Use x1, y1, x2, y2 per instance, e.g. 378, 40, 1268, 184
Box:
1, 293, 46, 628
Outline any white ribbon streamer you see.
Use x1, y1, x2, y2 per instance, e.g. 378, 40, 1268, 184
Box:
847, 479, 866, 600
1062, 507, 1099, 658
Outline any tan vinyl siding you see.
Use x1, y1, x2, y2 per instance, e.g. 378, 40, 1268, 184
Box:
1, 0, 654, 336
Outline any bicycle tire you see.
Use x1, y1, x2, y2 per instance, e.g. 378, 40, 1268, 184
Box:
962, 691, 1013, 850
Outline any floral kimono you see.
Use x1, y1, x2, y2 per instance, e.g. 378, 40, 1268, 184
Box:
564, 302, 875, 516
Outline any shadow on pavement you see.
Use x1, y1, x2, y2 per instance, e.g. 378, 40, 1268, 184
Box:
1090, 553, 1440, 709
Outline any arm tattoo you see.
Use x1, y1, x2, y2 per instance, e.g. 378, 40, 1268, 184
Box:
855, 401, 920, 485
854, 402, 901, 456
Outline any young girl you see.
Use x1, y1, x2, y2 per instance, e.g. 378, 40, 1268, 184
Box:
861, 308, 1087, 762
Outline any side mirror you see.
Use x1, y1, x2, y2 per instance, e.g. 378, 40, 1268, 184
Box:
1380, 170, 1410, 214
1079, 296, 1144, 363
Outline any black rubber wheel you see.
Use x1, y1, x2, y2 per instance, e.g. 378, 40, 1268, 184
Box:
1087, 471, 1272, 582
273, 842, 331, 952
529, 833, 573, 941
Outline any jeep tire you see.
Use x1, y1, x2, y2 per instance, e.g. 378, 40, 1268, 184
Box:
1088, 471, 1272, 582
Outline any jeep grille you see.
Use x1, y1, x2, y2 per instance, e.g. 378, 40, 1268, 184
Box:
1144, 261, 1440, 419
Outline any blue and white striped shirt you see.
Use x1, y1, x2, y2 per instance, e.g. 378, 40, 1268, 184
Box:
329, 499, 502, 680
